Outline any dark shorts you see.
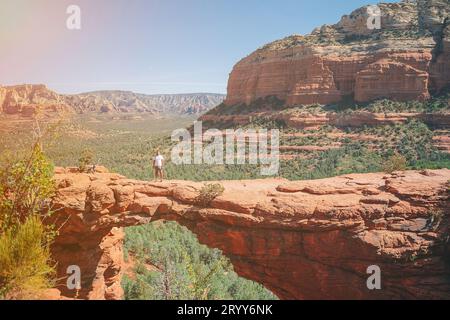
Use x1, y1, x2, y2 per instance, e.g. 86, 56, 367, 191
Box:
154, 166, 163, 174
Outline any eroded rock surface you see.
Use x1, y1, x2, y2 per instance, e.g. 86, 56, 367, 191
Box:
50, 167, 450, 300
0, 84, 72, 117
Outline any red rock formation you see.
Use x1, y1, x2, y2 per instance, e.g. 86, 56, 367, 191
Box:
354, 59, 430, 102
50, 167, 450, 300
0, 84, 71, 117
430, 24, 450, 92
225, 1, 450, 106
287, 56, 342, 105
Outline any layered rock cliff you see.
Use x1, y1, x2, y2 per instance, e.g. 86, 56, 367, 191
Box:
0, 85, 224, 117
50, 167, 450, 300
225, 0, 450, 106
0, 84, 72, 117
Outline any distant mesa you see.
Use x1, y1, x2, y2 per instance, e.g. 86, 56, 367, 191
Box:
225, 0, 450, 106
0, 84, 225, 118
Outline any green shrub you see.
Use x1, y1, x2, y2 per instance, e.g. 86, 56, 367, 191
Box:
0, 144, 55, 232
383, 153, 407, 173
195, 183, 225, 207
0, 216, 55, 299
0, 138, 57, 299
78, 149, 94, 173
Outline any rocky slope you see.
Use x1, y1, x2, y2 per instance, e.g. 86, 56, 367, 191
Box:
225, 0, 450, 106
0, 84, 224, 117
50, 167, 450, 300
202, 111, 450, 129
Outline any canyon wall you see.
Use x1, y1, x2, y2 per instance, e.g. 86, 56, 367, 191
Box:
430, 23, 450, 91
50, 167, 450, 300
225, 0, 450, 106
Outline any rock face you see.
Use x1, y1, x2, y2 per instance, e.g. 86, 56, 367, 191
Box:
225, 0, 450, 106
418, 0, 450, 33
0, 84, 72, 117
50, 167, 450, 300
354, 59, 430, 102
430, 23, 450, 91
0, 85, 224, 117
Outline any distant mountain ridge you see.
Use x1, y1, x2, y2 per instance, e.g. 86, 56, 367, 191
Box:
0, 84, 225, 117
65, 90, 225, 115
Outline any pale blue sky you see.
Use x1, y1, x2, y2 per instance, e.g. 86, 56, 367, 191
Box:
0, 0, 398, 94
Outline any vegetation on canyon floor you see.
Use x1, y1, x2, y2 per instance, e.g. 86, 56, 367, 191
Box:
123, 222, 276, 300
43, 116, 449, 182
0, 117, 278, 300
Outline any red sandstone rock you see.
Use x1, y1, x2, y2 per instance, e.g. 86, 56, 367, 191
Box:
224, 1, 450, 106
354, 59, 430, 102
0, 84, 72, 117
49, 169, 450, 300
430, 23, 450, 92
286, 56, 342, 105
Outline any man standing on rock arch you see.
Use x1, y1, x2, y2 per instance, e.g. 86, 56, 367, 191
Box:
152, 149, 165, 182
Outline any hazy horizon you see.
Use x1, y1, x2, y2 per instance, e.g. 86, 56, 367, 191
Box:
1, 0, 398, 95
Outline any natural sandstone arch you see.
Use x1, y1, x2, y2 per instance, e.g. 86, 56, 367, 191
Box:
50, 167, 450, 300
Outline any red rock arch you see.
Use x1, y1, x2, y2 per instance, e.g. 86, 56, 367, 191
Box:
50, 167, 450, 300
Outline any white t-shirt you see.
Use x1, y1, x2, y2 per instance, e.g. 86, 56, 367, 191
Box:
154, 155, 164, 168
